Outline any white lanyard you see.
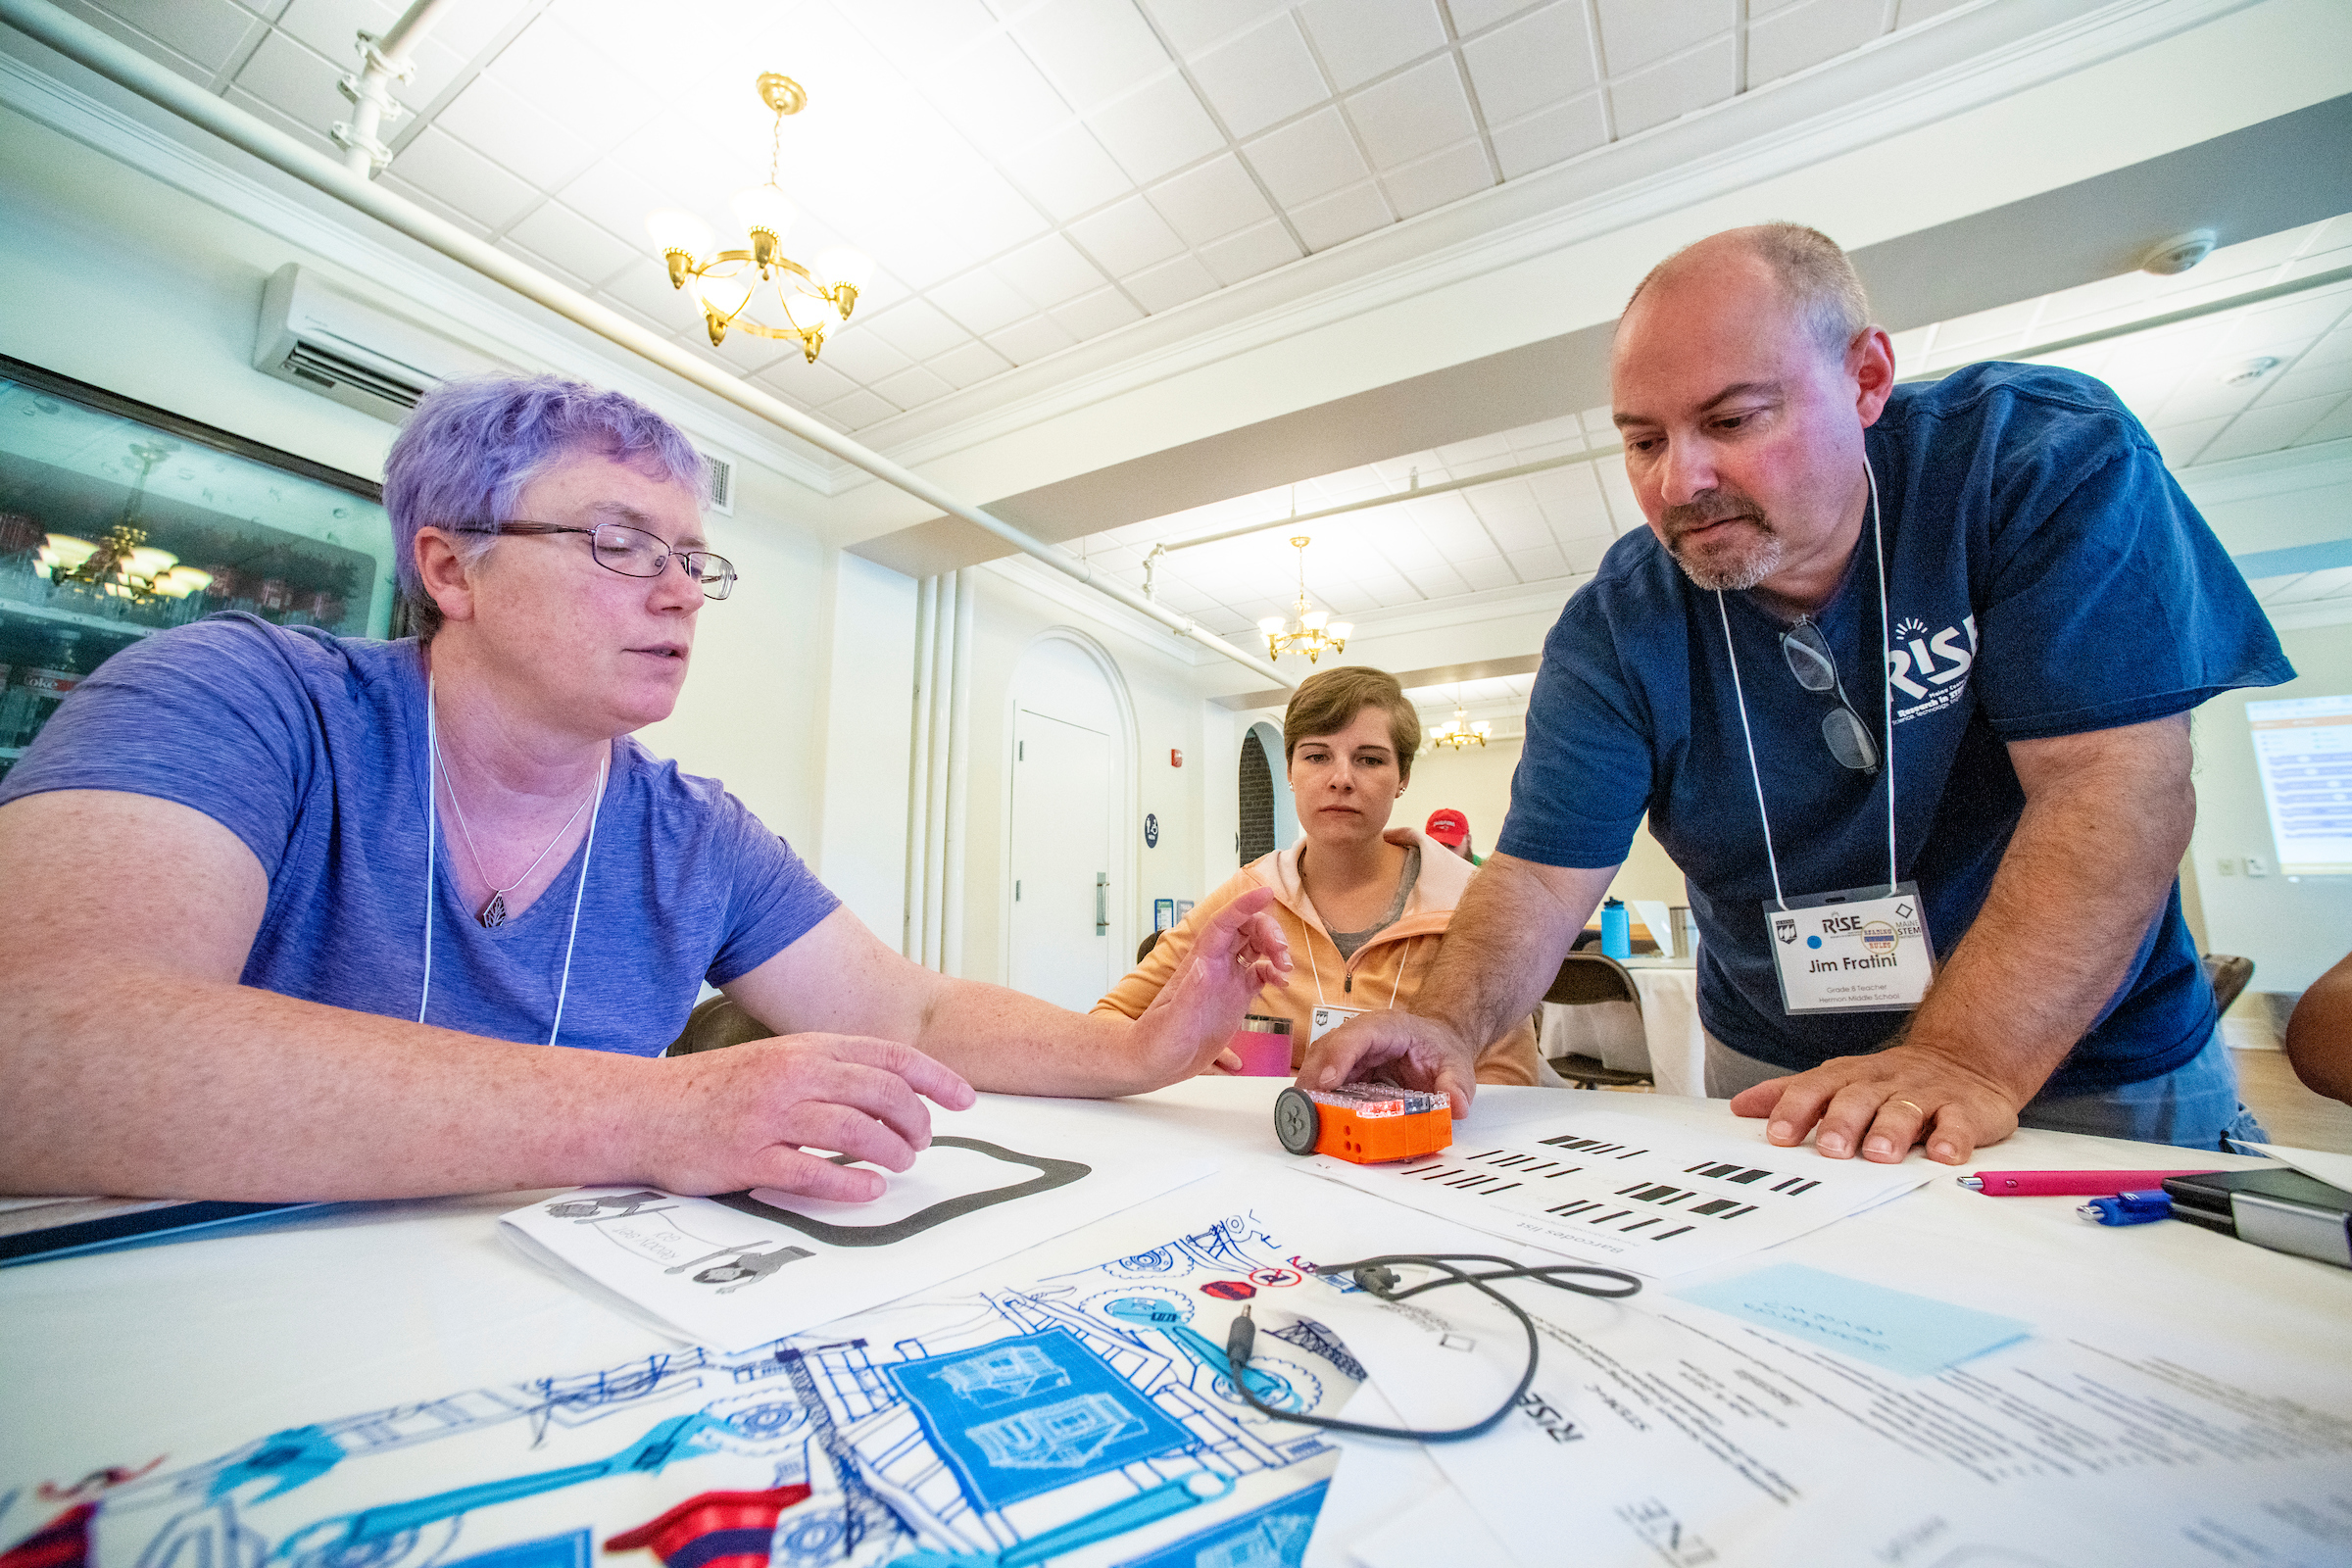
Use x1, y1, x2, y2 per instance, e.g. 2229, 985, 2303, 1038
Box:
1716, 455, 1898, 909
1302, 911, 1408, 1011
420, 674, 606, 1048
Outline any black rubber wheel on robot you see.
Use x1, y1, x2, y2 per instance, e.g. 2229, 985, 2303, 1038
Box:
1274, 1087, 1321, 1155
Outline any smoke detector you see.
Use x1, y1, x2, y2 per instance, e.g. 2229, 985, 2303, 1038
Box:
2222, 357, 2281, 386
2140, 229, 2217, 275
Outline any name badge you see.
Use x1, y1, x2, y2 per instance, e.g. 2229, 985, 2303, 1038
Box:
1766, 882, 1935, 1014
1309, 1005, 1361, 1043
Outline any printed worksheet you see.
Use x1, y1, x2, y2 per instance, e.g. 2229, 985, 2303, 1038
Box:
10, 1213, 1359, 1568
502, 1097, 1214, 1349
1310, 1267, 2352, 1568
1302, 1105, 1930, 1276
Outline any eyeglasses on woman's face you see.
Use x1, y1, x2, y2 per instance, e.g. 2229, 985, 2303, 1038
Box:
446, 520, 737, 601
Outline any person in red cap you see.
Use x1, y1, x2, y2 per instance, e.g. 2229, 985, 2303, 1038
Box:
1424, 808, 1483, 866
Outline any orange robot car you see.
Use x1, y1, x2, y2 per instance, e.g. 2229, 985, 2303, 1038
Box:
1273, 1083, 1452, 1164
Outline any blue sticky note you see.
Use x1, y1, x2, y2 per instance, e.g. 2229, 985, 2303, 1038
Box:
1672, 1263, 2031, 1377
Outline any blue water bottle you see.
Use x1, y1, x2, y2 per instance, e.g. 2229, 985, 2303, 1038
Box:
1599, 897, 1632, 960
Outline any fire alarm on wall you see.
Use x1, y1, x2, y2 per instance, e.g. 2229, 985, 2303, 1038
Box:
1171, 749, 1184, 766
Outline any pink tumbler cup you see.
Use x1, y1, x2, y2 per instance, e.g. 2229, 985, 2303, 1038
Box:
1230, 1015, 1295, 1076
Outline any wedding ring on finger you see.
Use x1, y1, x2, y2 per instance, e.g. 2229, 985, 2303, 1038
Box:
1891, 1098, 1925, 1116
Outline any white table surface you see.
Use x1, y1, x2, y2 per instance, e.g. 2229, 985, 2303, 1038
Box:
1541, 963, 1706, 1096
6, 1081, 2348, 1554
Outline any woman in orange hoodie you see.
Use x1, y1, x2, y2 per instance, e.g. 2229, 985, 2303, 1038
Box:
1095, 666, 1539, 1084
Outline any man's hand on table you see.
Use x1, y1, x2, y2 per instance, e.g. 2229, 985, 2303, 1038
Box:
1134, 886, 1294, 1076
643, 1035, 976, 1201
1729, 1043, 2031, 1164
1297, 1011, 1482, 1116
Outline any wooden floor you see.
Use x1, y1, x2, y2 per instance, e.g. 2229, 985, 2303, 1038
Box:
2232, 1048, 2352, 1154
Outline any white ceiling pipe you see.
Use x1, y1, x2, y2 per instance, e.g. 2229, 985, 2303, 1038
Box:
333, 0, 461, 177
0, 0, 1299, 692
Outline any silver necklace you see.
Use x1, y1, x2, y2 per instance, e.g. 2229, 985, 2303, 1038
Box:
429, 709, 603, 929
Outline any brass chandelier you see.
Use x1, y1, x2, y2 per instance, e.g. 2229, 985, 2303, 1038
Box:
1428, 697, 1491, 751
644, 73, 875, 363
1258, 536, 1351, 663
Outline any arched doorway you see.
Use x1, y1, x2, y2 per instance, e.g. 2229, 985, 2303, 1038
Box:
1239, 719, 1298, 867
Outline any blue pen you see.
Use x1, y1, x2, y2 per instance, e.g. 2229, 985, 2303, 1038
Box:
2079, 1190, 2172, 1226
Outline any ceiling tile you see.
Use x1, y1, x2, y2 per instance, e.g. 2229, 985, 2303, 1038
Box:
435, 76, 586, 191
1198, 219, 1301, 285
555, 162, 672, 257
929, 268, 1038, 334
861, 299, 972, 361
1001, 123, 1135, 221
2152, 414, 2230, 468
810, 327, 915, 384
927, 337, 1018, 388
1528, 465, 1615, 534
1895, 0, 1974, 22
1462, 3, 1598, 123
1068, 195, 1189, 275
837, 0, 1003, 71
1506, 543, 1569, 580
753, 354, 858, 407
1380, 139, 1492, 219
1243, 106, 1371, 207
1606, 33, 1735, 136
2296, 395, 2352, 446
1593, 0, 1732, 74
823, 388, 899, 428
271, 0, 395, 65
1147, 154, 1275, 246
1488, 91, 1607, 178
1088, 71, 1226, 183
1052, 285, 1149, 338
389, 126, 541, 230
1290, 181, 1392, 251
1297, 0, 1447, 91
1455, 554, 1520, 592
986, 313, 1082, 364
594, 256, 692, 321
1189, 13, 1327, 139
1347, 56, 1478, 171
2273, 348, 2352, 402
553, 0, 715, 103
1449, 0, 1544, 32
1126, 253, 1220, 312
1144, 0, 1291, 54
997, 232, 1113, 309
920, 30, 1076, 159
2198, 393, 2346, 464
1013, 0, 1174, 111
1748, 0, 1886, 86
873, 364, 959, 409
1468, 483, 1553, 550
495, 237, 592, 292
482, 18, 649, 137
89, 0, 261, 72
230, 29, 347, 130
1559, 531, 1614, 573
505, 201, 641, 285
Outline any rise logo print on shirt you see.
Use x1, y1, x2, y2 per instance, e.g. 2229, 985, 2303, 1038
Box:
1886, 613, 1976, 724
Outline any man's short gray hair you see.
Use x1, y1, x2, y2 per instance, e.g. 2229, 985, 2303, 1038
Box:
1628, 222, 1873, 360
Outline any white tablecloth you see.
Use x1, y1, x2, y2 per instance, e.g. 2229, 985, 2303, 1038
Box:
5, 1081, 2346, 1565
1540, 960, 1705, 1096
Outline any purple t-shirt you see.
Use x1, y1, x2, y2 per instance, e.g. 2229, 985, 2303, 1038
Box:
0, 614, 838, 1054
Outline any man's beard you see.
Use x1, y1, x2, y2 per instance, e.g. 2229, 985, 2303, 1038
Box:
1661, 497, 1784, 592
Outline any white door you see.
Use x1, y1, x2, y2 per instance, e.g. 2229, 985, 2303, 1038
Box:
1009, 708, 1115, 1011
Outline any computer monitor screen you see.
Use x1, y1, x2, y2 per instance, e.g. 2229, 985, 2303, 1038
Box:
2247, 693, 2352, 875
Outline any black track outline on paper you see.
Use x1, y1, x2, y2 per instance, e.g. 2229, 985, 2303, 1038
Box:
708, 1138, 1091, 1247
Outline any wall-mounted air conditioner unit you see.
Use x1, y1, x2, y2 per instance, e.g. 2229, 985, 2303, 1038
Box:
254, 264, 506, 422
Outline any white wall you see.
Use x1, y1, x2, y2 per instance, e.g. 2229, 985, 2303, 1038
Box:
1408, 735, 1684, 906
2187, 620, 2352, 994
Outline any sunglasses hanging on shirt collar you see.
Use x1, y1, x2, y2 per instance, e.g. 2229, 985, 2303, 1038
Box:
1780, 619, 1880, 774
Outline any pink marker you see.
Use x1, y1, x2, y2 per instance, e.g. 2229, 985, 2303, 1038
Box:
1957, 1169, 2222, 1197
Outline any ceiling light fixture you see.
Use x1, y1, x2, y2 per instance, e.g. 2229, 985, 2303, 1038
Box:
1258, 536, 1350, 663
2222, 356, 2281, 386
1428, 693, 1490, 752
644, 73, 875, 364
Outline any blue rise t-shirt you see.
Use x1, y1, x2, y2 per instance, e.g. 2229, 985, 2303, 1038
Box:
0, 614, 839, 1054
1497, 365, 2292, 1094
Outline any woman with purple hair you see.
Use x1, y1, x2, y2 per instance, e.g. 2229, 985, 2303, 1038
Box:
0, 375, 1288, 1203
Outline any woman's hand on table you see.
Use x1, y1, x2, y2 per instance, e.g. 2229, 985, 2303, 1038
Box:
1130, 886, 1293, 1079
1298, 1011, 1482, 1116
1728, 1043, 2028, 1164
641, 1034, 976, 1200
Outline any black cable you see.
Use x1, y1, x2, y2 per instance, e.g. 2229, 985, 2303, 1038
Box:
1220, 1252, 1642, 1444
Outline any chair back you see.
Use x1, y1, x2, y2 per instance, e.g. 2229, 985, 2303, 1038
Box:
664, 996, 773, 1056
2203, 954, 2254, 1015
1544, 951, 1640, 1007
1137, 929, 1162, 963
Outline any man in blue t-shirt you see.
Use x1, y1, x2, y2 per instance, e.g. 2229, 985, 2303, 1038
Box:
0, 375, 1291, 1204
1304, 223, 2289, 1163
